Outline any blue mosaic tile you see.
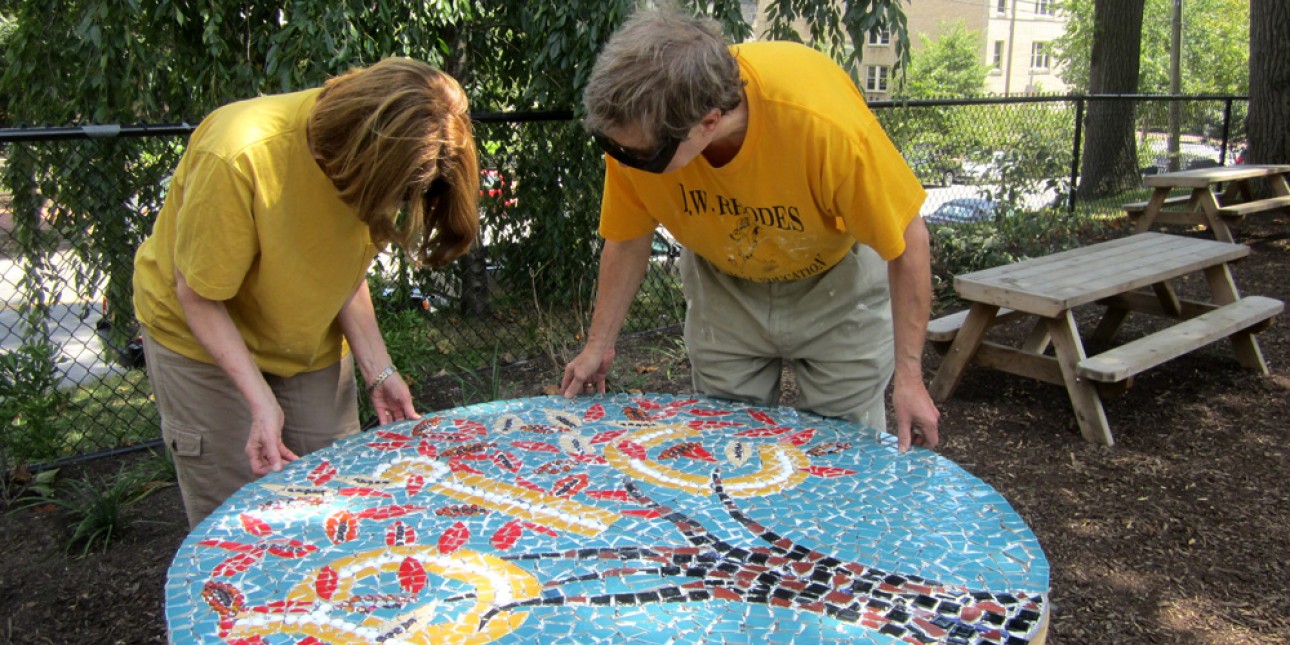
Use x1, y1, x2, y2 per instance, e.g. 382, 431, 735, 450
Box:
166, 394, 1048, 643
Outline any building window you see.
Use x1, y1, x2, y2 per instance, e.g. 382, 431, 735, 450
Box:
1035, 0, 1054, 16
865, 65, 889, 92
1030, 42, 1051, 70
867, 30, 891, 46
992, 41, 1005, 70
997, 0, 1009, 13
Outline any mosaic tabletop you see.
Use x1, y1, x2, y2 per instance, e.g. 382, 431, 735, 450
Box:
167, 394, 1049, 644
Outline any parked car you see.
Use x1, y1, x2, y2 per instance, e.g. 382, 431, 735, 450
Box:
480, 169, 517, 208
1140, 140, 1222, 175
902, 144, 962, 187
649, 230, 682, 272
651, 230, 680, 259
924, 198, 1001, 226
960, 151, 1007, 184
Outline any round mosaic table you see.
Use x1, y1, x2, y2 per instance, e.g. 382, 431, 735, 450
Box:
166, 394, 1048, 644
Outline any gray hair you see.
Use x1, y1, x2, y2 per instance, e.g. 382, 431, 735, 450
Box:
583, 5, 744, 145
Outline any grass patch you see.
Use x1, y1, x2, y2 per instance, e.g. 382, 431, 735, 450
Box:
2, 363, 157, 467
63, 369, 159, 452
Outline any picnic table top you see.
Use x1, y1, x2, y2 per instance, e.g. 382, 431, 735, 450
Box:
954, 233, 1249, 317
1144, 164, 1290, 188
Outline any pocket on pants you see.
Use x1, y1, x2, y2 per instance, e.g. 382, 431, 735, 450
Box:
163, 421, 203, 458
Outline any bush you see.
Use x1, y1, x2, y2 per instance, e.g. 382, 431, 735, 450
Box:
0, 343, 72, 466
929, 207, 1114, 310
13, 462, 167, 557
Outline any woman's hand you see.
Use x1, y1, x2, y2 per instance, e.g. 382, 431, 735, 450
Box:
243, 399, 296, 475
369, 369, 419, 426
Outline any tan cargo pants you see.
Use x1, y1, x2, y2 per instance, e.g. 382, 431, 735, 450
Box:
142, 333, 360, 529
680, 244, 894, 431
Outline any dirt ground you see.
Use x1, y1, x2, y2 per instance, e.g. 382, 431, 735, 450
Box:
2, 217, 1289, 644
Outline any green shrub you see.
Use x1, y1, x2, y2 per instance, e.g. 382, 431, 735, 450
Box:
14, 463, 163, 557
0, 343, 73, 466
929, 207, 1115, 311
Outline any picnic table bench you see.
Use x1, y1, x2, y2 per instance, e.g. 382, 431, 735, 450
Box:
1123, 164, 1290, 242
927, 232, 1282, 446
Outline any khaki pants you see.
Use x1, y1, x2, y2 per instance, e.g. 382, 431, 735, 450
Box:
142, 333, 360, 529
681, 245, 894, 431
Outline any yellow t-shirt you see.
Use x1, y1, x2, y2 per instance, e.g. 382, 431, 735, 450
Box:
598, 41, 925, 281
133, 89, 378, 377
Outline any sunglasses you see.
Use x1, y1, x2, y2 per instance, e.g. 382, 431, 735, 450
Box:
403, 176, 450, 211
593, 132, 683, 174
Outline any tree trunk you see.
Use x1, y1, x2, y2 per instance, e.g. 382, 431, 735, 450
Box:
1077, 0, 1146, 200
440, 25, 492, 319
1249, 0, 1290, 180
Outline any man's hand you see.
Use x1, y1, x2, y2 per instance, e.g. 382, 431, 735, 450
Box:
892, 376, 939, 452
561, 346, 615, 397
887, 216, 938, 452
557, 234, 654, 398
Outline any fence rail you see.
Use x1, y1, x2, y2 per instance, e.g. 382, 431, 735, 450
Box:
0, 94, 1249, 469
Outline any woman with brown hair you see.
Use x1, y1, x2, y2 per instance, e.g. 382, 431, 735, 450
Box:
133, 58, 479, 528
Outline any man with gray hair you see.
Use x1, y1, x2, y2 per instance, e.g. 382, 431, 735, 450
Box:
561, 5, 939, 452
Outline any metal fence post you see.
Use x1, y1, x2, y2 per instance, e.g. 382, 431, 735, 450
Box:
1219, 98, 1233, 165
1069, 96, 1085, 213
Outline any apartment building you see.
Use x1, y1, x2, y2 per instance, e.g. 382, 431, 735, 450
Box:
742, 0, 1070, 100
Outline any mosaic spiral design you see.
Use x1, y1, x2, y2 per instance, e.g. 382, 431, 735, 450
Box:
167, 394, 1048, 644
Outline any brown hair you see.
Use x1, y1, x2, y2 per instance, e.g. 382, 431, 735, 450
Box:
309, 57, 479, 267
583, 5, 744, 145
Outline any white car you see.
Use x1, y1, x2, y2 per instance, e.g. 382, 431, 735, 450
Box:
960, 151, 1006, 184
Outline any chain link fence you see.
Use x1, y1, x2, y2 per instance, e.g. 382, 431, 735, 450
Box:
875, 94, 1246, 220
0, 95, 1248, 469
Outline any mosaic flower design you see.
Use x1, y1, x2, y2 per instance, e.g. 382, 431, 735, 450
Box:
167, 394, 1048, 644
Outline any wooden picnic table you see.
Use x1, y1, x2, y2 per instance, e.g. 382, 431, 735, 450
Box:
1124, 164, 1290, 242
927, 232, 1282, 446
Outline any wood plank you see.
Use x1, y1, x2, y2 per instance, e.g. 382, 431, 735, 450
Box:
1269, 171, 1290, 198
1216, 195, 1290, 217
1132, 188, 1174, 234
1204, 264, 1269, 372
1144, 165, 1286, 188
1076, 296, 1283, 383
1153, 281, 1182, 318
1238, 164, 1290, 174
1096, 291, 1219, 319
1122, 195, 1192, 213
954, 233, 1249, 317
964, 234, 1243, 295
929, 302, 998, 402
1219, 178, 1252, 203
1046, 310, 1115, 446
926, 307, 1021, 342
1131, 211, 1209, 226
1020, 318, 1052, 354
973, 342, 1064, 386
1191, 190, 1235, 243
1091, 305, 1130, 344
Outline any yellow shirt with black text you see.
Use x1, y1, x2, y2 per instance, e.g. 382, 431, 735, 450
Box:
598, 41, 925, 282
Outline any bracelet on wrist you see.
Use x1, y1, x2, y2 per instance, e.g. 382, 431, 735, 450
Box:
366, 365, 397, 394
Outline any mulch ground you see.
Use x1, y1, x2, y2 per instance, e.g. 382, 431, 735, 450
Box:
2, 217, 1288, 644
